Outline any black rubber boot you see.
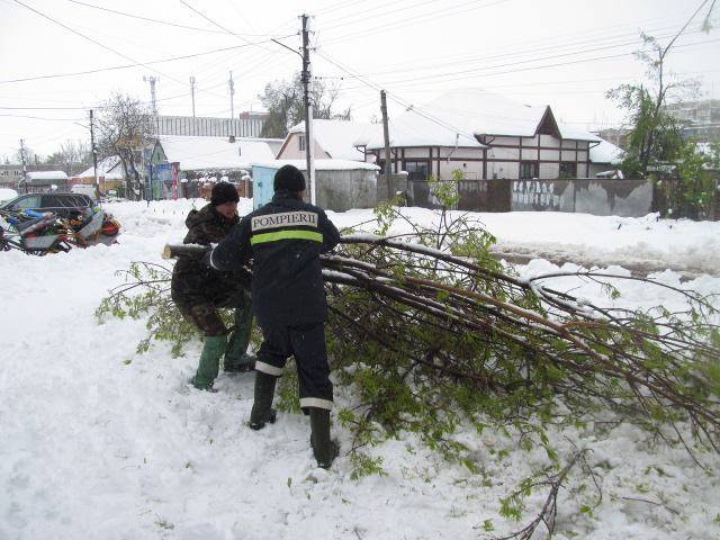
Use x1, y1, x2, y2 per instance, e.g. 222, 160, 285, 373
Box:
249, 371, 277, 430
310, 408, 339, 469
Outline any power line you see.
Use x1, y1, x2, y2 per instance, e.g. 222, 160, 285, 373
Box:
11, 0, 185, 86
0, 38, 288, 85
0, 113, 86, 121
334, 34, 720, 91
324, 19, 718, 82
321, 0, 511, 46
417, 38, 720, 88
317, 51, 478, 141
176, 0, 261, 47
65, 0, 278, 36
318, 0, 422, 28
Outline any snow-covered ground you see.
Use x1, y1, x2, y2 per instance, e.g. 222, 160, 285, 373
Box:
2, 199, 720, 540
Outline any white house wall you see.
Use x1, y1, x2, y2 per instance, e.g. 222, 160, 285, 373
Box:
539, 162, 560, 179
372, 131, 593, 181
489, 136, 518, 146
540, 134, 560, 148
540, 149, 560, 161
487, 161, 520, 179
489, 147, 520, 160
278, 133, 330, 160
439, 159, 483, 180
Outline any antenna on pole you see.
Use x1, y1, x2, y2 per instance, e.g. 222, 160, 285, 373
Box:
19, 138, 28, 193
90, 109, 99, 201
229, 71, 235, 119
190, 76, 196, 118
143, 75, 158, 115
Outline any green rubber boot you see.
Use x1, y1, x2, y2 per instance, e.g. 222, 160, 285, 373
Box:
310, 408, 339, 469
190, 335, 227, 391
249, 372, 278, 430
224, 304, 255, 373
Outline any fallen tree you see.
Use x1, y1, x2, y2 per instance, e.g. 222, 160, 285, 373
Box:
98, 201, 720, 529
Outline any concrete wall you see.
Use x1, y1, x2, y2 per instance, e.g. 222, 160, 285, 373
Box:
511, 179, 653, 217
316, 169, 377, 212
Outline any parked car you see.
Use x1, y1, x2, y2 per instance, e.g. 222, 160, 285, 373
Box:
0, 192, 96, 219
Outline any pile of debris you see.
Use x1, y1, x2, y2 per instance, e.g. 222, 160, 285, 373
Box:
0, 207, 120, 255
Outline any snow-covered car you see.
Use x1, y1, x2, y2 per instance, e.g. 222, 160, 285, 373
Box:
0, 192, 96, 219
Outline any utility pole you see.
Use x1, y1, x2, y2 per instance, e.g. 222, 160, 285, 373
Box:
301, 13, 316, 204
228, 71, 235, 120
90, 109, 100, 201
380, 90, 392, 201
143, 75, 158, 115
190, 76, 196, 118
19, 139, 27, 194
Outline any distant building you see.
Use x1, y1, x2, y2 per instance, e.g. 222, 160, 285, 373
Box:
0, 164, 60, 189
364, 88, 602, 181
665, 99, 720, 141
154, 111, 270, 138
277, 120, 380, 162
72, 156, 126, 191
147, 135, 279, 199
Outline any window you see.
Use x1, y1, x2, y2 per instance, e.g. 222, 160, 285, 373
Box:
11, 195, 42, 210
559, 162, 577, 178
403, 161, 430, 181
299, 135, 306, 152
520, 161, 539, 179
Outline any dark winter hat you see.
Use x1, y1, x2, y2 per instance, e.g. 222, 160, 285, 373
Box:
211, 181, 240, 206
273, 164, 306, 193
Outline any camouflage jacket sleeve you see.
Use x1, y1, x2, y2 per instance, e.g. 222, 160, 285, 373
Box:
184, 219, 228, 246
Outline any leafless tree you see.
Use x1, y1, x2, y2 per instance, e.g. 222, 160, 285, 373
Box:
97, 93, 154, 200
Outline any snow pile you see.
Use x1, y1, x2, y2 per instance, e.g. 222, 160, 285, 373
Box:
1, 200, 719, 539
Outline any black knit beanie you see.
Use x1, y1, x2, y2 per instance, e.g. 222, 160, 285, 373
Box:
273, 164, 306, 193
211, 182, 239, 206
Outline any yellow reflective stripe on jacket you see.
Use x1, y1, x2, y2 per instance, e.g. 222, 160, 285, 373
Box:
250, 229, 323, 245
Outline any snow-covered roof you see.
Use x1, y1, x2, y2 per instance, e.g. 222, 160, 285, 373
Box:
76, 156, 124, 180
252, 159, 380, 171
26, 171, 68, 181
557, 124, 603, 143
156, 135, 275, 171
589, 139, 625, 165
288, 120, 380, 160
365, 89, 603, 150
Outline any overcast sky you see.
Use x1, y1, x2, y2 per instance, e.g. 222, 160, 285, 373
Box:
1, 0, 719, 162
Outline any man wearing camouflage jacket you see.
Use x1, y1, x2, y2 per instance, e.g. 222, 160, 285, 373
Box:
171, 182, 254, 391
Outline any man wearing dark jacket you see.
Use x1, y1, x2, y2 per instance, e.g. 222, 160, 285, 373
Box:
171, 182, 254, 391
208, 165, 341, 468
